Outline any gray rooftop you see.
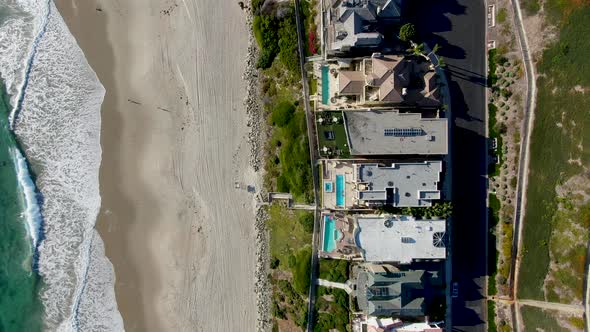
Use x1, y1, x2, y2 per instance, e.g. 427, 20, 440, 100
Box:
327, 0, 402, 53
355, 216, 446, 263
344, 110, 448, 155
355, 269, 427, 317
355, 161, 442, 207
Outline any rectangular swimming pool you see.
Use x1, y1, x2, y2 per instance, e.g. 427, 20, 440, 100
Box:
322, 215, 342, 253
321, 66, 330, 105
324, 181, 333, 193
336, 174, 345, 207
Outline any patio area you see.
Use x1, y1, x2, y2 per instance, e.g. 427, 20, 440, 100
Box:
321, 160, 355, 209
320, 212, 361, 259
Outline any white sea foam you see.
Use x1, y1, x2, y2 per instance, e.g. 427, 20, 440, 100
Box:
0, 1, 123, 331
11, 146, 43, 255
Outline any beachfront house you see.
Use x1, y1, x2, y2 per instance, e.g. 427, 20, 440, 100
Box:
352, 265, 443, 317
344, 110, 448, 156
325, 0, 403, 56
320, 213, 446, 264
338, 54, 440, 107
354, 215, 446, 263
321, 160, 442, 210
316, 109, 448, 158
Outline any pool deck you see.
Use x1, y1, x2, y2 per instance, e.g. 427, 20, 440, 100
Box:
321, 160, 355, 210
320, 212, 361, 259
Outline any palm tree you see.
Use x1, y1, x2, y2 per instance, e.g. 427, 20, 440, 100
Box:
406, 43, 425, 56
428, 43, 442, 57
436, 56, 447, 69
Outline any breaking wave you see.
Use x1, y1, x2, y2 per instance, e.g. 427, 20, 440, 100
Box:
0, 1, 123, 331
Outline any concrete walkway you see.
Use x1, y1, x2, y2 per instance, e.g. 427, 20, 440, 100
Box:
490, 296, 584, 314
508, 0, 538, 330
317, 279, 353, 294
291, 204, 316, 211
518, 299, 585, 314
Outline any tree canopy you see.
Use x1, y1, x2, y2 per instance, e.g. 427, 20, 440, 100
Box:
399, 23, 417, 42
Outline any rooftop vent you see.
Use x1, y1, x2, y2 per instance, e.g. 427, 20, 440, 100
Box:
401, 236, 413, 244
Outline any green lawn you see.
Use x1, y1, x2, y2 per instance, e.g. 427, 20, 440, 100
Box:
267, 204, 313, 270
518, 6, 590, 300
316, 111, 351, 158
267, 205, 313, 327
521, 307, 569, 331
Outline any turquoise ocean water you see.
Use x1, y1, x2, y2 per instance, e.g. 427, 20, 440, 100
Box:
0, 81, 43, 331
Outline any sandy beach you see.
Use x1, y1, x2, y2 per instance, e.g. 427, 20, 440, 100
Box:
55, 0, 260, 330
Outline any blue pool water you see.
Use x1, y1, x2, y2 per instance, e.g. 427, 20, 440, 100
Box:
321, 66, 329, 105
324, 181, 333, 192
336, 174, 345, 207
323, 215, 335, 252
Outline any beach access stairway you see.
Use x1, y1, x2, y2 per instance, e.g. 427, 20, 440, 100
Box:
267, 192, 315, 210
316, 278, 353, 294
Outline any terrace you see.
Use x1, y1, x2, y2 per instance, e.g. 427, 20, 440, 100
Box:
321, 160, 356, 209
320, 212, 361, 259
316, 111, 351, 158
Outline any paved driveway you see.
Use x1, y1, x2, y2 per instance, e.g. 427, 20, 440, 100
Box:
408, 1, 487, 331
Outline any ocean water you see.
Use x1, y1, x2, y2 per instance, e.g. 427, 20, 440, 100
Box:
0, 81, 43, 332
0, 1, 123, 331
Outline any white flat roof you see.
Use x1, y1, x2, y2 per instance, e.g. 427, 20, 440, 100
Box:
355, 216, 446, 263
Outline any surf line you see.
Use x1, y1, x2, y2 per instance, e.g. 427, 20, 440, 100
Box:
9, 0, 52, 129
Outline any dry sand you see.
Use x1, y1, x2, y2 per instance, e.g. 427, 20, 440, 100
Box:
55, 0, 260, 331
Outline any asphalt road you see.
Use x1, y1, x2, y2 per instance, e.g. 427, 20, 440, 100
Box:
408, 1, 487, 331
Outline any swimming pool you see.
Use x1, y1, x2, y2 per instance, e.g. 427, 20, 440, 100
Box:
322, 215, 343, 253
336, 174, 345, 207
324, 181, 333, 193
321, 66, 329, 105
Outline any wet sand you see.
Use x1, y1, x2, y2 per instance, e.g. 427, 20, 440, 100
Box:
55, 0, 259, 330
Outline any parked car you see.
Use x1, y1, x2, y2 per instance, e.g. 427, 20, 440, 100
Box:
451, 282, 459, 298
492, 137, 498, 150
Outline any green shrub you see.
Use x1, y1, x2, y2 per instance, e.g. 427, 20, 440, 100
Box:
497, 8, 508, 24
288, 254, 297, 269
257, 49, 275, 69
277, 11, 300, 73
319, 259, 349, 283
270, 256, 280, 269
271, 101, 296, 127
314, 288, 350, 332
253, 15, 263, 46
399, 23, 417, 42
488, 49, 498, 87
522, 0, 540, 15
299, 213, 315, 234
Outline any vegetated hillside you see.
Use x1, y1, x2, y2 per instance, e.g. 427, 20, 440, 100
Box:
518, 3, 590, 305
